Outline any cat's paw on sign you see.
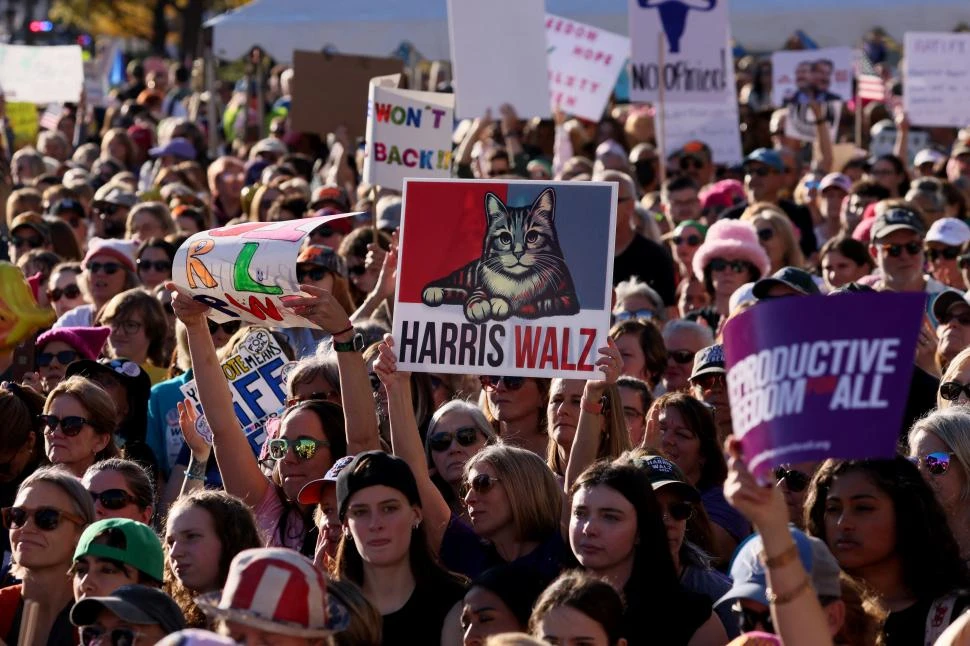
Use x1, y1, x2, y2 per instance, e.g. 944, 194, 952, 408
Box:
490, 297, 510, 321
465, 297, 492, 322
422, 287, 444, 307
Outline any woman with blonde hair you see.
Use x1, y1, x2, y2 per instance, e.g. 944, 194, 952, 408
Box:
547, 377, 630, 480
741, 202, 806, 273
125, 202, 176, 244
101, 128, 137, 171
42, 376, 119, 478
247, 184, 281, 222
938, 345, 970, 409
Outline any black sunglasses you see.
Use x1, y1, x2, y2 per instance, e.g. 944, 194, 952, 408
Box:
88, 488, 140, 510
461, 473, 501, 497
941, 310, 970, 326
2, 505, 84, 531
137, 259, 172, 273
679, 157, 704, 171
81, 626, 144, 646
207, 319, 241, 336
736, 604, 774, 634
11, 236, 43, 249
39, 414, 89, 436
96, 204, 121, 216
879, 241, 922, 258
745, 166, 777, 178
429, 427, 480, 453
708, 258, 750, 274
940, 381, 970, 402
774, 466, 810, 492
36, 350, 79, 367
312, 225, 336, 238
480, 376, 526, 392
47, 284, 81, 302
672, 234, 702, 247
297, 267, 329, 283
663, 501, 694, 521
88, 261, 122, 275
348, 265, 367, 277
757, 228, 775, 242
668, 349, 696, 365
926, 247, 961, 262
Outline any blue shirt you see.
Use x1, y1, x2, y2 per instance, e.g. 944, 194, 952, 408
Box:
146, 371, 192, 477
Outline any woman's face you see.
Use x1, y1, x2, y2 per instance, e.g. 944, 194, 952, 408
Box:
709, 257, 754, 302
73, 555, 138, 601
44, 395, 107, 473
569, 484, 638, 577
37, 340, 78, 392
618, 386, 646, 448
429, 411, 488, 485
296, 264, 335, 292
942, 361, 970, 408
107, 310, 151, 365
176, 214, 202, 235
656, 489, 688, 561
48, 270, 85, 318
10, 482, 84, 572
87, 254, 128, 306
672, 225, 704, 267
345, 485, 418, 568
909, 430, 966, 515
166, 504, 224, 593
128, 212, 164, 243
614, 333, 647, 382
347, 254, 380, 295
678, 280, 710, 317
662, 329, 705, 393
461, 586, 523, 646
276, 409, 334, 502
485, 378, 542, 426
547, 379, 584, 457
536, 605, 612, 646
870, 160, 901, 194
821, 250, 868, 290
822, 470, 897, 573
752, 217, 784, 271
463, 462, 513, 539
82, 468, 150, 524
659, 406, 704, 485
137, 247, 172, 290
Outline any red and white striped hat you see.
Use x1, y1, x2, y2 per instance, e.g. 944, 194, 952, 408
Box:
196, 548, 348, 637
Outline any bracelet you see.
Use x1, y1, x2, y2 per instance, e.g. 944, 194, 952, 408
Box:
580, 395, 603, 415
766, 576, 813, 605
187, 455, 207, 480
332, 324, 354, 337
184, 472, 205, 482
760, 543, 799, 569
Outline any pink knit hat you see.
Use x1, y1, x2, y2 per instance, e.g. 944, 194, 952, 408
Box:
36, 326, 110, 361
692, 219, 771, 281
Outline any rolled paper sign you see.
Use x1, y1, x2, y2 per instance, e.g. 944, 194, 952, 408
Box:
0, 262, 55, 349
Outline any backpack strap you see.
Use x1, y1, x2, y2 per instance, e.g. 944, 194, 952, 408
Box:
926, 593, 960, 646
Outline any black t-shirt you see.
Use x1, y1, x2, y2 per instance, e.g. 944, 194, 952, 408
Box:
382, 577, 466, 646
882, 595, 970, 646
613, 234, 677, 306
622, 582, 713, 645
720, 199, 818, 259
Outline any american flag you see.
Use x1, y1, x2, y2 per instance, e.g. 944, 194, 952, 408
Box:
38, 104, 62, 131
856, 51, 887, 102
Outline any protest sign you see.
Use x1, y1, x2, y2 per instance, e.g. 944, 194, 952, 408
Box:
290, 51, 403, 139
6, 103, 37, 149
663, 101, 742, 164
628, 0, 731, 104
362, 80, 455, 190
784, 101, 841, 143
722, 292, 922, 480
0, 45, 83, 104
545, 14, 629, 122
903, 32, 970, 128
869, 127, 931, 166
181, 328, 296, 432
771, 47, 853, 107
393, 179, 616, 379
447, 0, 550, 119
172, 214, 356, 328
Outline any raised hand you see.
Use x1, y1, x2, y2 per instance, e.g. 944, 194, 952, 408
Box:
584, 338, 624, 399
165, 282, 210, 327
283, 283, 352, 333
372, 335, 410, 392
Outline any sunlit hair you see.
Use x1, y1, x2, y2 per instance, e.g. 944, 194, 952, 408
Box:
95, 287, 169, 366
286, 353, 340, 399
939, 346, 970, 409
741, 201, 806, 269
125, 202, 176, 239
909, 407, 970, 501
45, 376, 119, 463
613, 276, 665, 322
529, 570, 626, 646
647, 392, 726, 490
546, 381, 630, 477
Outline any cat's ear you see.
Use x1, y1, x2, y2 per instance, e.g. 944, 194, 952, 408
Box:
484, 193, 507, 223
531, 188, 556, 221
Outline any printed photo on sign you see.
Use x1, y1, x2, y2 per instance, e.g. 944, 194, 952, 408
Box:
393, 179, 616, 379
771, 47, 853, 107
784, 101, 841, 143
721, 292, 923, 481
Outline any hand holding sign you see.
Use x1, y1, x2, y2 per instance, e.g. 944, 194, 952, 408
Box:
373, 336, 411, 393
166, 281, 210, 328
722, 436, 788, 529
282, 284, 353, 334
582, 339, 624, 399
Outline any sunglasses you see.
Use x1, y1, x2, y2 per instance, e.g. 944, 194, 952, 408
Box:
774, 466, 810, 492
207, 319, 242, 336
480, 376, 526, 392
939, 381, 970, 402
679, 157, 704, 171
668, 349, 696, 365
312, 225, 337, 238
88, 488, 139, 510
672, 234, 702, 247
348, 265, 367, 277
745, 166, 776, 178
941, 310, 970, 326
137, 259, 172, 273
88, 261, 122, 275
80, 626, 144, 646
96, 204, 121, 216
286, 390, 339, 407
2, 505, 84, 531
429, 427, 480, 453
692, 373, 726, 391
708, 258, 750, 274
663, 501, 694, 521
908, 451, 957, 476
11, 236, 43, 250
926, 247, 961, 262
47, 284, 81, 302
267, 437, 330, 461
736, 604, 774, 634
614, 308, 654, 322
461, 473, 501, 497
39, 414, 89, 436
879, 241, 922, 258
756, 228, 775, 242
36, 350, 79, 367
297, 267, 329, 283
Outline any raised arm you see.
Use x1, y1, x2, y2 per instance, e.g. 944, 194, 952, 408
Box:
351, 234, 397, 323
167, 282, 268, 506
373, 336, 452, 554
175, 399, 211, 498
810, 100, 833, 174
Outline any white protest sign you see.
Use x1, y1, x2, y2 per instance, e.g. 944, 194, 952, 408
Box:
545, 14, 629, 122
447, 0, 550, 118
869, 128, 931, 165
181, 328, 296, 431
771, 47, 854, 106
903, 32, 970, 128
172, 215, 356, 328
663, 101, 743, 164
628, 0, 731, 104
363, 82, 455, 190
0, 45, 83, 104
784, 101, 841, 143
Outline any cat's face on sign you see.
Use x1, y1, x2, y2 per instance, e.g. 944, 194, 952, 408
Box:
484, 189, 557, 276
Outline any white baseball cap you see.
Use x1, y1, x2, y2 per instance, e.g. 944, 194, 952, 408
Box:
926, 217, 970, 247
914, 148, 946, 168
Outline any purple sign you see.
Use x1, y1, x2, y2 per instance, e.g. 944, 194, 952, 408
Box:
722, 292, 923, 480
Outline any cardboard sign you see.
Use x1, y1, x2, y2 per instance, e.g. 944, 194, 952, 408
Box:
663, 101, 743, 164
545, 14, 629, 122
363, 81, 455, 190
0, 45, 83, 104
393, 179, 616, 379
171, 215, 357, 328
181, 328, 296, 431
722, 292, 922, 480
290, 51, 404, 139
771, 47, 854, 107
784, 101, 841, 143
447, 0, 550, 119
6, 102, 37, 149
628, 0, 732, 104
903, 32, 970, 128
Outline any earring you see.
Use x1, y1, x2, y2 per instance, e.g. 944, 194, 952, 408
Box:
413, 521, 421, 530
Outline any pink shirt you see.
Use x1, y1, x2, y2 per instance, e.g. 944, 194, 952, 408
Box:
253, 481, 307, 550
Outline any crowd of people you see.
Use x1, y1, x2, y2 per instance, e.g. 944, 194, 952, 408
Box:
0, 29, 966, 646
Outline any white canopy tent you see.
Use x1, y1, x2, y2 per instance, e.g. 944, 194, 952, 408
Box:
206, 0, 969, 63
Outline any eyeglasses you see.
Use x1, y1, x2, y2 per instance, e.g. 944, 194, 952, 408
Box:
297, 267, 329, 283
668, 349, 696, 365
36, 350, 79, 367
39, 414, 89, 436
88, 261, 122, 275
267, 437, 330, 461
112, 319, 143, 335
2, 506, 84, 531
879, 241, 922, 258
939, 381, 970, 402
479, 376, 526, 392
671, 234, 702, 247
708, 258, 750, 274
461, 473, 501, 497
137, 259, 172, 273
88, 488, 139, 510
940, 310, 970, 326
736, 604, 774, 634
692, 373, 726, 391
614, 308, 654, 322
429, 427, 480, 453
774, 466, 810, 492
11, 236, 43, 250
745, 166, 776, 178
926, 247, 961, 262
286, 390, 339, 407
908, 451, 957, 476
80, 626, 145, 646
47, 284, 81, 302
207, 319, 241, 336
662, 501, 694, 521
756, 228, 775, 242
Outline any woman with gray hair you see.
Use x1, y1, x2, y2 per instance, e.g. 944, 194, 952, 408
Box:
908, 407, 970, 561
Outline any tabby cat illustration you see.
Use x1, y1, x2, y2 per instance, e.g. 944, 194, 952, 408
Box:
422, 188, 580, 322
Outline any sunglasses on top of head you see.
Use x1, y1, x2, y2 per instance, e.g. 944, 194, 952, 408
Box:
479, 376, 526, 391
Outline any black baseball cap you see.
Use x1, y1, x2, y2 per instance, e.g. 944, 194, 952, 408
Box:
71, 585, 186, 633
752, 267, 821, 300
336, 451, 420, 520
871, 207, 926, 241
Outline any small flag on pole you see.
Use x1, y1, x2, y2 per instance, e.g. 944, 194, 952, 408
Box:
856, 50, 887, 102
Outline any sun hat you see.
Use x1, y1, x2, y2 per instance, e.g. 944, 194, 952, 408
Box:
196, 547, 349, 637
71, 585, 186, 634
36, 327, 110, 361
692, 219, 771, 281
336, 451, 421, 521
83, 237, 137, 273
73, 518, 164, 582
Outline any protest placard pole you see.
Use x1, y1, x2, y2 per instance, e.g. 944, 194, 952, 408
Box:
656, 35, 667, 187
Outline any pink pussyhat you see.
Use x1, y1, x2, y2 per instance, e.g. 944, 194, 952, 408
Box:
36, 326, 111, 360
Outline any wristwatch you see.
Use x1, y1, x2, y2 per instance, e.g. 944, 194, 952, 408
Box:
333, 332, 365, 353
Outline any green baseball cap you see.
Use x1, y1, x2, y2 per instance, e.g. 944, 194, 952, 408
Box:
74, 518, 164, 582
